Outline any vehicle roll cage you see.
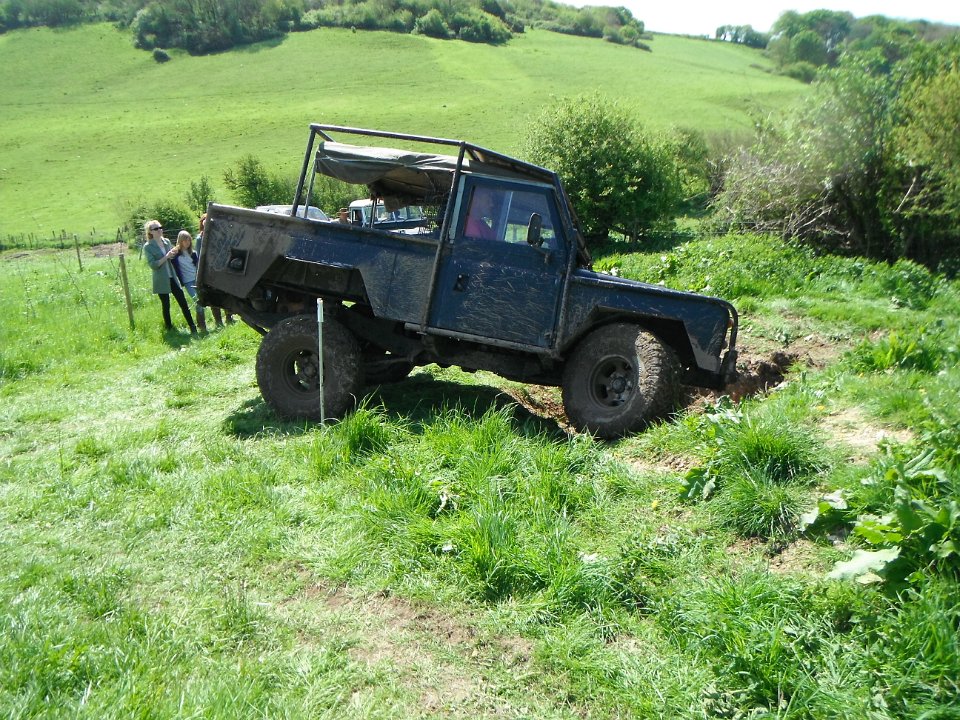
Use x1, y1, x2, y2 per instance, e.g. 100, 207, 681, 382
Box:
292, 123, 591, 267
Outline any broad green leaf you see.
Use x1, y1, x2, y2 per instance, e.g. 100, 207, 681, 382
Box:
932, 540, 957, 559
828, 548, 901, 580
822, 490, 847, 510
853, 515, 901, 545
799, 505, 820, 532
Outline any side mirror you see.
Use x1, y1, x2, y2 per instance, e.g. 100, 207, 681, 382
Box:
526, 213, 543, 247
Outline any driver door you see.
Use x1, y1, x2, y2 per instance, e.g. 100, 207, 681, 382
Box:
429, 179, 568, 348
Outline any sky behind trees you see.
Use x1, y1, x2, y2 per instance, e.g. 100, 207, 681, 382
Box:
576, 0, 960, 36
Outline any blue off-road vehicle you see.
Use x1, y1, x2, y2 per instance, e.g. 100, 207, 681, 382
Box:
197, 123, 738, 438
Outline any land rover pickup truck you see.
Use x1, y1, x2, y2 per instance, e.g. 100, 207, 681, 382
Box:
197, 123, 738, 438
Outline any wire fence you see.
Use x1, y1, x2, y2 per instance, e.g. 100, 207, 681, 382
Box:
0, 226, 138, 253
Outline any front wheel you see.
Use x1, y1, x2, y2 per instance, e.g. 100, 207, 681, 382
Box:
255, 315, 363, 421
561, 323, 679, 439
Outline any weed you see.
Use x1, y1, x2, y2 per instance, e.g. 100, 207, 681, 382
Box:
332, 402, 397, 460
845, 324, 955, 373
712, 464, 809, 538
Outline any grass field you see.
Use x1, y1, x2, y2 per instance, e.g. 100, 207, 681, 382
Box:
5, 21, 957, 718
1, 235, 958, 718
0, 23, 806, 242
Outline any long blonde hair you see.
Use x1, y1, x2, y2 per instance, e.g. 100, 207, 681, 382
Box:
176, 230, 194, 253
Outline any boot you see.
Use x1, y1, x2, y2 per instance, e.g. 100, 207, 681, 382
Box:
211, 306, 224, 328
197, 308, 208, 334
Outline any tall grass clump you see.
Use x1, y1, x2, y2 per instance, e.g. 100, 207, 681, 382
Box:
866, 580, 960, 716
682, 401, 827, 539
329, 404, 656, 619
845, 324, 957, 374
660, 572, 887, 717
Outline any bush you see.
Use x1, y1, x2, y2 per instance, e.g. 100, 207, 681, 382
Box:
453, 8, 511, 44
845, 325, 955, 374
309, 175, 363, 216
151, 47, 169, 62
413, 8, 450, 39
782, 60, 817, 82
184, 175, 216, 217
522, 94, 683, 246
125, 198, 196, 243
222, 155, 295, 208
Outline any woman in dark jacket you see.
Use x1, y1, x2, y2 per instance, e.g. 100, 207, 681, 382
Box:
172, 230, 206, 332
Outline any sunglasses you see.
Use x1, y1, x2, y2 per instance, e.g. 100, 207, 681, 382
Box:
150, 225, 162, 231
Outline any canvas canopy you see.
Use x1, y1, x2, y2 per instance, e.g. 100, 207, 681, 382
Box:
314, 141, 546, 208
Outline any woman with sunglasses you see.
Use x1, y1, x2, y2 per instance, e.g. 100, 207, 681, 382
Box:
142, 220, 197, 335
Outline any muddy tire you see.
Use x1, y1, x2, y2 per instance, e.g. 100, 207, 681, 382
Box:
255, 315, 363, 421
561, 323, 679, 439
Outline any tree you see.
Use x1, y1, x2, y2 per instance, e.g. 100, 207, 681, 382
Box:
522, 95, 683, 245
769, 9, 854, 68
713, 38, 960, 269
184, 175, 216, 217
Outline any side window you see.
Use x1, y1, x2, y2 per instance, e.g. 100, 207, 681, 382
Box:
502, 189, 559, 249
463, 184, 561, 250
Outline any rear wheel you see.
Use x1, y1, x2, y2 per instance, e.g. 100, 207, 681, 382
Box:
561, 323, 679, 439
255, 315, 363, 421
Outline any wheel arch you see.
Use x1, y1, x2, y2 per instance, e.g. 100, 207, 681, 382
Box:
561, 311, 695, 370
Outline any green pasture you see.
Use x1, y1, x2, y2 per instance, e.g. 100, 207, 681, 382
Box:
0, 23, 806, 241
1, 236, 958, 718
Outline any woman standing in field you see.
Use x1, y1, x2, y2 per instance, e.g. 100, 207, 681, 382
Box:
143, 220, 197, 335
172, 230, 207, 333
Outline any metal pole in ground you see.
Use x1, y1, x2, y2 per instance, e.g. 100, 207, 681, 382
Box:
317, 297, 325, 424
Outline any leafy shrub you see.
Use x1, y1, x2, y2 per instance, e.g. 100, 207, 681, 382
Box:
184, 175, 216, 217
151, 47, 169, 62
845, 325, 955, 373
523, 94, 683, 246
309, 175, 364, 216
222, 154, 295, 208
452, 7, 511, 43
713, 42, 960, 270
413, 8, 450, 39
870, 258, 943, 309
125, 198, 195, 241
825, 438, 960, 585
131, 0, 294, 54
782, 60, 817, 82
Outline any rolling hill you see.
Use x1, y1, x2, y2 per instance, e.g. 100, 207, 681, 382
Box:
0, 23, 807, 240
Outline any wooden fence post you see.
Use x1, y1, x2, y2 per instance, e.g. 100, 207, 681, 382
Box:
74, 234, 83, 271
119, 253, 135, 330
